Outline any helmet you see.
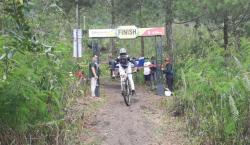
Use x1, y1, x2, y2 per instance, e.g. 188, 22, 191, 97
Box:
119, 48, 127, 54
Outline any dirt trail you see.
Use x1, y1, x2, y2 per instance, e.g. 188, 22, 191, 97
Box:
83, 80, 187, 145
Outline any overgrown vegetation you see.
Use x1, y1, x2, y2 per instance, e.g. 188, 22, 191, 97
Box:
1, 0, 250, 144
0, 1, 88, 144
0, 33, 82, 144
173, 25, 250, 144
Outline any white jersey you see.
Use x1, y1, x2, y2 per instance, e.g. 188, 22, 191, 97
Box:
118, 61, 135, 91
144, 61, 151, 75
118, 62, 132, 75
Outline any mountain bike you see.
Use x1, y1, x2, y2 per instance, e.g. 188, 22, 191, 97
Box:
121, 73, 132, 106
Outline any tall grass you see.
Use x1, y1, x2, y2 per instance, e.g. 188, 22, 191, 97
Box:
172, 25, 250, 144
0, 35, 92, 144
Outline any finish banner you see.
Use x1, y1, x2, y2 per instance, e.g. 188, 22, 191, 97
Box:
89, 29, 116, 38
138, 27, 165, 37
89, 26, 165, 39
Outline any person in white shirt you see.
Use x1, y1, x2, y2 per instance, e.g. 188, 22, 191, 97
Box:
143, 58, 152, 86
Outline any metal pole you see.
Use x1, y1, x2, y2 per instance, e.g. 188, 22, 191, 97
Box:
76, 0, 79, 29
160, 36, 163, 66
83, 16, 86, 31
75, 0, 79, 58
155, 36, 164, 96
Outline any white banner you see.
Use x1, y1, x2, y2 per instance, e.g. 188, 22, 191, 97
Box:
89, 29, 116, 38
89, 26, 165, 39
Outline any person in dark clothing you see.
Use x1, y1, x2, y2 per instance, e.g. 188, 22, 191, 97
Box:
89, 54, 99, 97
162, 57, 173, 92
108, 54, 116, 79
150, 56, 157, 90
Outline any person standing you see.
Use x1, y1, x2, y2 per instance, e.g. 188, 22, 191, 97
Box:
143, 58, 152, 86
163, 57, 174, 92
89, 54, 99, 97
108, 54, 116, 79
150, 56, 157, 90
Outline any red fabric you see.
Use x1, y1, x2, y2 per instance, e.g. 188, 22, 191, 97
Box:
75, 71, 84, 79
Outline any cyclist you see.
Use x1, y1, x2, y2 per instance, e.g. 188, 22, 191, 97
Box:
116, 48, 136, 95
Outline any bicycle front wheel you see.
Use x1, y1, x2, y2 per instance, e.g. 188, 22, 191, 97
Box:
123, 79, 131, 106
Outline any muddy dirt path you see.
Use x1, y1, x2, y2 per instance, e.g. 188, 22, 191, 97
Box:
84, 80, 187, 145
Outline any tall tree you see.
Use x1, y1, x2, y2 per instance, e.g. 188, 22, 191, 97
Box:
0, 2, 3, 34
173, 0, 250, 52
165, 0, 174, 58
111, 0, 117, 56
138, 0, 144, 57
60, 0, 96, 14
201, 0, 250, 51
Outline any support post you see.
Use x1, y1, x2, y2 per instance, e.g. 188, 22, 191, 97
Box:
75, 0, 79, 58
155, 36, 164, 96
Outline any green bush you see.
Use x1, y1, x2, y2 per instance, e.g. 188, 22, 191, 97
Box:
0, 33, 85, 145
0, 41, 76, 130
173, 36, 250, 144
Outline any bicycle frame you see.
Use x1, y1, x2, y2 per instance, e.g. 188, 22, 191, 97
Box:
121, 74, 132, 106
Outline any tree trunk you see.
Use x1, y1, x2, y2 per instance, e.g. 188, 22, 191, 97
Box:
141, 37, 144, 56
139, 0, 144, 57
111, 0, 117, 56
223, 15, 229, 51
223, 13, 230, 65
165, 0, 173, 58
